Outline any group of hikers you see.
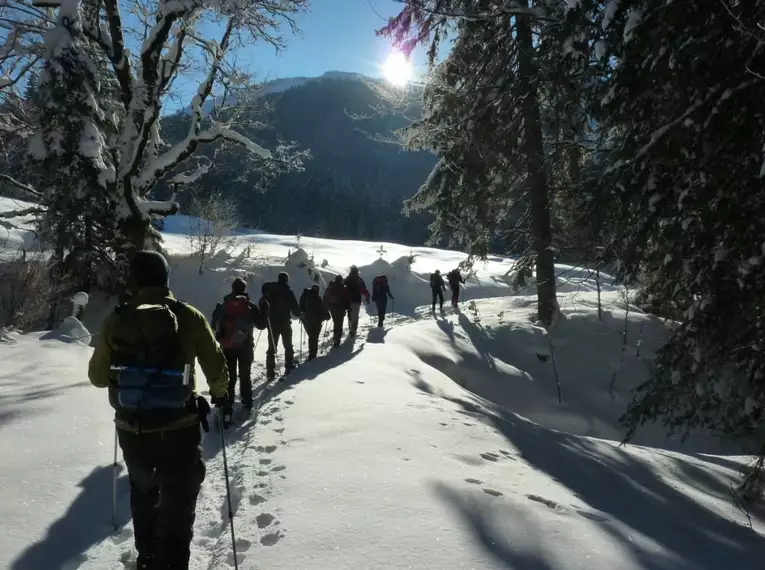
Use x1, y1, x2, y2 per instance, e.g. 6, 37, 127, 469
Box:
429, 267, 465, 312
86, 251, 466, 570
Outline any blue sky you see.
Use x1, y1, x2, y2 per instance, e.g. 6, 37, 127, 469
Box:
162, 0, 429, 111
239, 0, 428, 80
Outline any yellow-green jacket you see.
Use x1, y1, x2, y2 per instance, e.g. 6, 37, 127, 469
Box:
88, 286, 228, 433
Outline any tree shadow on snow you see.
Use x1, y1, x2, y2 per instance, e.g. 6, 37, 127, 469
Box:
439, 394, 765, 570
432, 482, 555, 570
11, 464, 130, 570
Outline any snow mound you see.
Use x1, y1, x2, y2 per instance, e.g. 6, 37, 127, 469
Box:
396, 292, 739, 452
40, 316, 91, 345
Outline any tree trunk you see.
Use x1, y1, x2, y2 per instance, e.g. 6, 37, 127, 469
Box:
516, 5, 556, 325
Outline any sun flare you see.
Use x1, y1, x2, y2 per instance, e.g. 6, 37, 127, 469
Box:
382, 51, 412, 87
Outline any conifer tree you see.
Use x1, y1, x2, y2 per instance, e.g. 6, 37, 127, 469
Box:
591, 0, 765, 496
380, 0, 599, 325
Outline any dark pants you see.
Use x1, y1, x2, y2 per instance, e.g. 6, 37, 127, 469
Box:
376, 298, 388, 327
118, 425, 205, 570
304, 319, 323, 360
449, 284, 460, 306
329, 306, 345, 346
223, 346, 253, 412
432, 288, 444, 311
267, 321, 294, 377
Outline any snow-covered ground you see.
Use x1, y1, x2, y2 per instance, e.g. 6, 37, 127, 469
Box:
1, 199, 763, 570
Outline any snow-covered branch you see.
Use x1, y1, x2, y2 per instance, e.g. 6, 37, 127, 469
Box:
0, 174, 42, 199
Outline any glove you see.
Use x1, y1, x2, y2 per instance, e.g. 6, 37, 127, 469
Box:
211, 391, 228, 408
300, 312, 306, 320
259, 298, 270, 312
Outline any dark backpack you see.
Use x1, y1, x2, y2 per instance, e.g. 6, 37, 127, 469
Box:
372, 275, 388, 300
219, 296, 253, 349
108, 301, 192, 427
430, 273, 440, 288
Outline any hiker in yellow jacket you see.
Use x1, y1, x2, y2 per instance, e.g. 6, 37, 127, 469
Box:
88, 250, 228, 570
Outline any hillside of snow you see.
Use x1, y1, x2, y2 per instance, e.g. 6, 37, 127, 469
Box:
1, 200, 763, 569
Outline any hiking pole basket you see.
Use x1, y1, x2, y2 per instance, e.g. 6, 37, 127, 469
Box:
219, 408, 239, 569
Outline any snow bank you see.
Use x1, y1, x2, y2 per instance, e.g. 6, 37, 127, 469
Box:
40, 316, 91, 345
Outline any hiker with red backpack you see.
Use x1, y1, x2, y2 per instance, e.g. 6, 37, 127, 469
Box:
212, 278, 268, 427
371, 274, 395, 328
300, 284, 331, 360
324, 274, 350, 347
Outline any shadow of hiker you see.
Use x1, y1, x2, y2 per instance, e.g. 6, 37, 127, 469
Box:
435, 318, 456, 345
432, 482, 555, 570
442, 394, 765, 570
366, 327, 388, 344
11, 464, 130, 570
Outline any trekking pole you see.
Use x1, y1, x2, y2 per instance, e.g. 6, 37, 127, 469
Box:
219, 409, 239, 570
253, 329, 263, 353
111, 426, 118, 532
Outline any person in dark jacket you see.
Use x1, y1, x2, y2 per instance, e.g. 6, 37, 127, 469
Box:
88, 251, 228, 570
447, 268, 465, 308
211, 278, 267, 426
371, 274, 394, 328
262, 272, 300, 379
343, 265, 370, 337
300, 284, 331, 361
324, 274, 350, 347
430, 269, 446, 312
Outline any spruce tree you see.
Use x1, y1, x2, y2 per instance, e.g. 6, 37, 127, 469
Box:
28, 4, 118, 291
591, 0, 765, 496
380, 0, 598, 325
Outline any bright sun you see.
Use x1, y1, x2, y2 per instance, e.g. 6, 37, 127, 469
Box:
382, 51, 412, 87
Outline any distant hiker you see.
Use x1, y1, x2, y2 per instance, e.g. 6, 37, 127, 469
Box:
211, 277, 268, 427
300, 284, 331, 361
324, 274, 350, 347
447, 268, 465, 307
430, 269, 446, 312
371, 274, 394, 328
343, 265, 370, 337
262, 272, 301, 379
88, 250, 228, 570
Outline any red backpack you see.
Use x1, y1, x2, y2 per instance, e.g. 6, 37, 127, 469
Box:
219, 296, 252, 349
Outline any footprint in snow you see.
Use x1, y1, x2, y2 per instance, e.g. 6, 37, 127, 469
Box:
480, 452, 500, 462
465, 478, 483, 485
354, 381, 365, 384
226, 550, 246, 567
260, 531, 284, 547
256, 513, 276, 529
483, 488, 503, 497
274, 415, 284, 421
439, 422, 449, 427
235, 538, 252, 552
273, 428, 285, 434
526, 494, 566, 513
271, 465, 286, 473
256, 445, 278, 454
285, 400, 294, 405
256, 470, 269, 477
260, 419, 272, 426
463, 422, 474, 427
259, 458, 272, 465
